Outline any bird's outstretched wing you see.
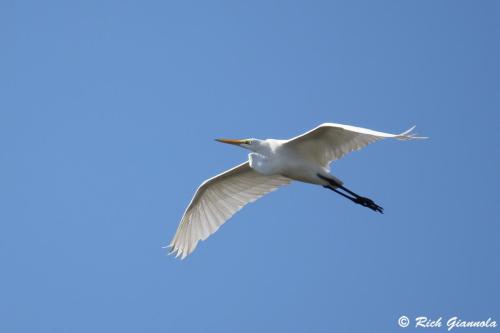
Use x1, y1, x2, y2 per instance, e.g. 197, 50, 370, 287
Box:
168, 162, 291, 259
285, 123, 427, 168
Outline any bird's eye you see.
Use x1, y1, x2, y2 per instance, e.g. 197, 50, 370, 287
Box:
246, 140, 252, 145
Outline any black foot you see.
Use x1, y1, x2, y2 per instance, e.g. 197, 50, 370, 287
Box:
354, 196, 384, 214
319, 174, 384, 214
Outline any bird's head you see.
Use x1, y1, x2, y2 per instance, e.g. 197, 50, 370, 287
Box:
215, 138, 262, 152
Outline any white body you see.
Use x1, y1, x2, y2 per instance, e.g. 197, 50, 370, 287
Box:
168, 123, 426, 259
248, 140, 334, 185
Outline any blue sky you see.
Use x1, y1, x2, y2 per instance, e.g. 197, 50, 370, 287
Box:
2, 1, 499, 332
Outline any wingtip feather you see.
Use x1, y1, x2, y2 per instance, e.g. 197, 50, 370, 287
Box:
398, 125, 428, 140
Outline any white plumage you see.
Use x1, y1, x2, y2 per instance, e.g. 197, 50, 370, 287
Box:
168, 123, 426, 259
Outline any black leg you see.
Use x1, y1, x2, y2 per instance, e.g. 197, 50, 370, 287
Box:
323, 186, 357, 203
318, 174, 384, 214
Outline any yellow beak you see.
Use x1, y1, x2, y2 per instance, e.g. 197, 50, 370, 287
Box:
215, 138, 246, 146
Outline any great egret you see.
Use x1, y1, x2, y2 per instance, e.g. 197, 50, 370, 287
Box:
169, 123, 426, 259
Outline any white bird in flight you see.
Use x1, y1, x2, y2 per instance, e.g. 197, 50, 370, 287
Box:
168, 123, 426, 259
